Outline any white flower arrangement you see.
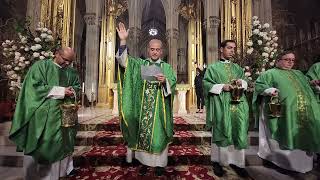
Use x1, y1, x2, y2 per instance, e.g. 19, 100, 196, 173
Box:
243, 16, 280, 90
1, 22, 59, 94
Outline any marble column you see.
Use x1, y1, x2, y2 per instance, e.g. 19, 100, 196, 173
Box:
128, 0, 143, 57
166, 29, 179, 73
84, 13, 100, 102
204, 0, 220, 64
26, 0, 41, 31
127, 27, 141, 56
162, 0, 180, 71
252, 0, 272, 25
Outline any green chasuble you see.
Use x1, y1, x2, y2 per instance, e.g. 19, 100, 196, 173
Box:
203, 61, 249, 149
9, 59, 80, 164
118, 56, 176, 154
306, 62, 320, 102
253, 68, 320, 152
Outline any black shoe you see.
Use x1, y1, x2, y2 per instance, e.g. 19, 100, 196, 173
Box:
66, 169, 78, 177
139, 165, 148, 176
230, 164, 249, 178
155, 167, 164, 177
212, 162, 224, 177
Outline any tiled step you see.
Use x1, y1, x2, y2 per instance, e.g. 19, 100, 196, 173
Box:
73, 145, 261, 167
78, 116, 206, 132
66, 165, 250, 180
76, 131, 212, 146
0, 146, 24, 167
76, 131, 259, 146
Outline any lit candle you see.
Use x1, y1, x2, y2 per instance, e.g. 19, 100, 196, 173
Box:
82, 82, 85, 93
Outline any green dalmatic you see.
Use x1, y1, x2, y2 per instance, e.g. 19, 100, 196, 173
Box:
253, 68, 320, 152
9, 59, 80, 164
203, 61, 249, 149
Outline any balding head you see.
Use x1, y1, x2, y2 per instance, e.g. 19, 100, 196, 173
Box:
148, 39, 163, 61
54, 47, 75, 68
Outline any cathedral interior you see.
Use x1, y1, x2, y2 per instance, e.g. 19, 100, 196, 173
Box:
0, 0, 320, 179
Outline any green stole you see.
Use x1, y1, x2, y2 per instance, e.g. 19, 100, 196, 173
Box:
9, 59, 80, 164
118, 56, 176, 154
203, 61, 249, 149
253, 68, 320, 152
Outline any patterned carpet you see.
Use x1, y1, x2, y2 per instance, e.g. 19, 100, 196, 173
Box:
71, 114, 256, 179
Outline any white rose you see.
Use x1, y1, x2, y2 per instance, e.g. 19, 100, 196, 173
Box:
246, 41, 253, 46
44, 52, 49, 57
31, 46, 37, 51
245, 72, 251, 77
248, 77, 252, 81
36, 27, 42, 32
18, 62, 24, 67
36, 44, 42, 50
34, 37, 41, 42
25, 61, 30, 65
273, 49, 278, 53
262, 52, 269, 57
14, 52, 21, 57
7, 65, 12, 69
245, 66, 250, 70
9, 87, 15, 91
258, 40, 263, 45
263, 23, 270, 28
266, 42, 270, 46
5, 40, 10, 43
33, 52, 40, 57
252, 16, 258, 20
273, 37, 279, 41
261, 68, 266, 72
41, 51, 45, 55
40, 33, 48, 38
247, 48, 254, 54
19, 57, 25, 61
47, 30, 52, 34
12, 45, 17, 50
269, 62, 275, 66
259, 32, 264, 37
46, 35, 53, 41
20, 46, 24, 49
255, 71, 260, 75
253, 29, 260, 35
24, 47, 30, 51
14, 67, 20, 71
264, 47, 269, 52
42, 28, 48, 32
3, 48, 8, 51
39, 56, 45, 60
273, 43, 278, 47
253, 20, 260, 26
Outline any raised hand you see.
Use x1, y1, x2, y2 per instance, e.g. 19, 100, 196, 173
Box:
116, 22, 129, 43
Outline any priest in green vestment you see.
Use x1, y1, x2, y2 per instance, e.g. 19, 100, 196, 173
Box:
306, 62, 320, 102
253, 51, 320, 173
115, 22, 176, 177
9, 47, 80, 179
203, 40, 249, 177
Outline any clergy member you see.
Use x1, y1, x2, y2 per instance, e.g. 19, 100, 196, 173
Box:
9, 47, 80, 179
203, 40, 249, 177
306, 62, 320, 102
253, 51, 320, 173
116, 22, 176, 177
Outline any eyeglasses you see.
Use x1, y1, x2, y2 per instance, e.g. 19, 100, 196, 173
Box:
281, 58, 295, 62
